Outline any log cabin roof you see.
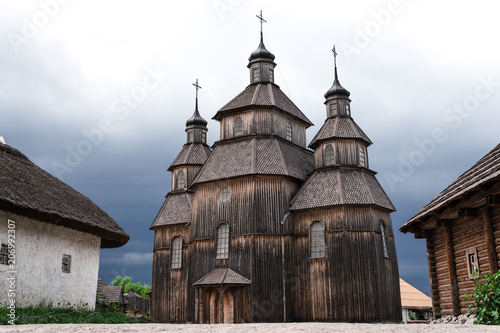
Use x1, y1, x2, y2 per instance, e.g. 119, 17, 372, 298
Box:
150, 191, 192, 228
0, 143, 129, 248
193, 268, 251, 286
400, 143, 500, 232
308, 116, 372, 149
214, 83, 313, 126
168, 143, 212, 171
97, 278, 126, 304
399, 279, 432, 310
290, 168, 395, 211
192, 137, 314, 184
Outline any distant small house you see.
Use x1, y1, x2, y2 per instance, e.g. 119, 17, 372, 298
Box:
400, 143, 500, 318
124, 291, 150, 315
0, 143, 129, 309
400, 279, 432, 323
97, 278, 128, 312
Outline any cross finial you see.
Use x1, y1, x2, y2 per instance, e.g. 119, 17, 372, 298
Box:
192, 79, 202, 100
256, 10, 266, 35
332, 44, 337, 68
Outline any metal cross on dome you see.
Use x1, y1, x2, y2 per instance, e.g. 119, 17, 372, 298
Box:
332, 44, 337, 68
256, 10, 266, 34
192, 79, 202, 99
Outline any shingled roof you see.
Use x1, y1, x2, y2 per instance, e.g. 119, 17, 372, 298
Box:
150, 192, 193, 228
0, 143, 129, 248
309, 117, 372, 149
214, 83, 313, 126
97, 278, 127, 304
193, 268, 251, 286
192, 137, 314, 184
168, 143, 212, 171
290, 168, 395, 211
401, 143, 500, 232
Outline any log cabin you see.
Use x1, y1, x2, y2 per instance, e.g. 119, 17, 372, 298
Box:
150, 23, 401, 323
400, 143, 500, 318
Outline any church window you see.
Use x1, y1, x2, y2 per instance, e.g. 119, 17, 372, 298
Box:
346, 103, 350, 115
330, 103, 338, 116
310, 221, 326, 258
201, 131, 206, 143
466, 247, 479, 279
325, 144, 335, 166
62, 254, 71, 273
0, 244, 8, 265
188, 131, 194, 143
176, 171, 185, 190
269, 67, 274, 81
286, 123, 292, 141
171, 236, 183, 269
380, 221, 389, 259
219, 187, 231, 203
234, 117, 243, 137
253, 67, 260, 81
359, 146, 366, 167
216, 223, 229, 259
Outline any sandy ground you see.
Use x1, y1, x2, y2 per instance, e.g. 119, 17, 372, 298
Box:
0, 323, 499, 333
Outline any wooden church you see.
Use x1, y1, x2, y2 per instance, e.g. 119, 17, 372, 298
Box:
150, 16, 401, 323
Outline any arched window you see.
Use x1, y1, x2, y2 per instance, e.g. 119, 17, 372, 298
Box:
216, 223, 229, 259
286, 123, 292, 141
176, 171, 185, 190
171, 236, 182, 268
310, 221, 326, 258
359, 146, 366, 167
380, 221, 389, 259
234, 117, 243, 137
325, 144, 335, 166
218, 187, 231, 203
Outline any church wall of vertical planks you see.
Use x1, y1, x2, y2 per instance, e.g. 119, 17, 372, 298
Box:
150, 14, 402, 323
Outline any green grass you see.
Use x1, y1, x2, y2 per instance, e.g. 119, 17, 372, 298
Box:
0, 301, 152, 325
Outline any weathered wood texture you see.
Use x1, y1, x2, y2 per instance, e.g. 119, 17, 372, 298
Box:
288, 206, 401, 322
219, 109, 307, 147
314, 140, 367, 168
426, 236, 441, 318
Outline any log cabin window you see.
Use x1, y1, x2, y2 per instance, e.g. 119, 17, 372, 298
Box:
62, 254, 71, 273
466, 247, 479, 279
310, 221, 326, 258
218, 187, 231, 203
359, 146, 366, 167
286, 123, 292, 141
234, 117, 243, 137
176, 171, 185, 190
0, 244, 8, 265
380, 221, 389, 259
171, 236, 183, 269
325, 144, 335, 166
216, 223, 229, 259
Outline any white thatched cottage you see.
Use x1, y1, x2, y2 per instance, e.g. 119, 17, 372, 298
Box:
0, 143, 129, 308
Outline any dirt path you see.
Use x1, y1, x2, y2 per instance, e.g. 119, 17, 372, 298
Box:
0, 323, 499, 333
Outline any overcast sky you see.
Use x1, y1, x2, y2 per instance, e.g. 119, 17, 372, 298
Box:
1, 0, 499, 296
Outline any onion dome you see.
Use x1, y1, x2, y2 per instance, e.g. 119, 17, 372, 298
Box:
248, 34, 276, 67
324, 67, 350, 102
186, 103, 207, 130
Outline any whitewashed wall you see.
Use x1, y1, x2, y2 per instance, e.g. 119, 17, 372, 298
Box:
0, 210, 101, 308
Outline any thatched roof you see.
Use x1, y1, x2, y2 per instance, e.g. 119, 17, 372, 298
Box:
308, 117, 372, 149
192, 137, 314, 185
399, 279, 432, 310
214, 83, 313, 126
150, 192, 193, 229
193, 268, 251, 286
0, 143, 129, 248
400, 143, 500, 232
168, 143, 212, 171
290, 168, 395, 211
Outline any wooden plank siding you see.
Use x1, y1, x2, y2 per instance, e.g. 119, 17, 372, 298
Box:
219, 109, 307, 147
288, 206, 401, 322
